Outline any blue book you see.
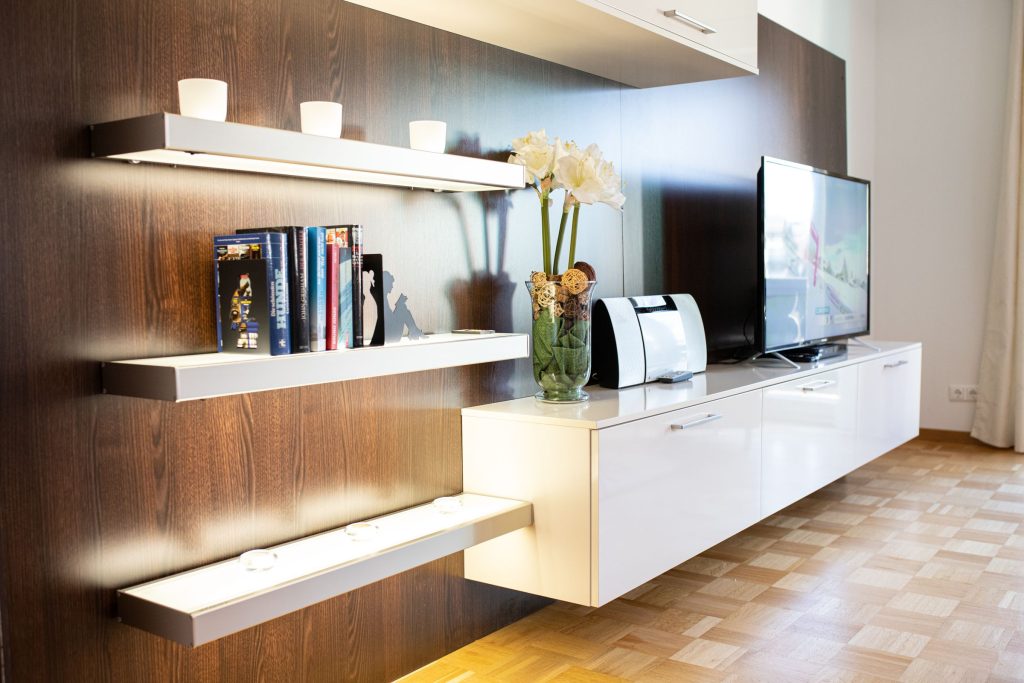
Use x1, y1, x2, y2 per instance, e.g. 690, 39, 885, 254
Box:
307, 227, 327, 352
213, 232, 291, 356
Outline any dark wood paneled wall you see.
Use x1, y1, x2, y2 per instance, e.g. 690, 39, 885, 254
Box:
0, 3, 845, 680
624, 17, 847, 356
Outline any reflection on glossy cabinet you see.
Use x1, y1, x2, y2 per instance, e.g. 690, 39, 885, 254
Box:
857, 348, 922, 460
596, 391, 761, 605
762, 366, 859, 517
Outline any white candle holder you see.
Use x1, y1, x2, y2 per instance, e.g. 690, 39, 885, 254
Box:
177, 78, 228, 121
409, 120, 447, 153
300, 101, 343, 138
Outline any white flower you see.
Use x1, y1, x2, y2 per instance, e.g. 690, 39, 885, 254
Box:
595, 156, 625, 210
509, 129, 556, 185
554, 143, 609, 206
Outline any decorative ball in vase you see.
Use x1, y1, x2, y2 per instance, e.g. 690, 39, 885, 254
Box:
509, 130, 625, 403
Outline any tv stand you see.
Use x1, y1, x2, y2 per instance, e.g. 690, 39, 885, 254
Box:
747, 351, 799, 369
847, 336, 882, 352
780, 343, 847, 363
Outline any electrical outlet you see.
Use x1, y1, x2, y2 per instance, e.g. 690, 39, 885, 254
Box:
948, 384, 978, 402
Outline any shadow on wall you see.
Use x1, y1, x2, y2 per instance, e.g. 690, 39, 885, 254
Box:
444, 133, 519, 400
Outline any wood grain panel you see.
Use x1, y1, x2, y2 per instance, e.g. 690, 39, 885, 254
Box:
0, 4, 843, 682
623, 16, 847, 358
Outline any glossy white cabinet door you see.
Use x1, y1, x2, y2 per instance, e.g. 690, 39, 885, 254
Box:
594, 390, 762, 605
593, 0, 758, 68
857, 348, 922, 460
761, 366, 859, 517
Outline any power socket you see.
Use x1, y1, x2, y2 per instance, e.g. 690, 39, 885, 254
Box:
948, 384, 978, 402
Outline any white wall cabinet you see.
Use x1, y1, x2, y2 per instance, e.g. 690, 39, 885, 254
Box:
595, 391, 762, 605
857, 348, 922, 461
344, 0, 758, 88
463, 342, 921, 606
761, 366, 859, 517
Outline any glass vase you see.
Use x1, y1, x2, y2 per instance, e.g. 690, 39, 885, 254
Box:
526, 278, 597, 403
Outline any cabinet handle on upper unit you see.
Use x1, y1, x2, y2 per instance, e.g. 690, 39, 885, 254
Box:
670, 413, 722, 430
884, 360, 909, 369
661, 9, 717, 34
799, 379, 836, 392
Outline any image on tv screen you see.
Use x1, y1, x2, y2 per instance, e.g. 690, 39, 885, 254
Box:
763, 160, 869, 351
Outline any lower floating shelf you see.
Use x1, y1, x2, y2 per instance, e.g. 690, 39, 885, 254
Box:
101, 332, 528, 401
118, 493, 532, 646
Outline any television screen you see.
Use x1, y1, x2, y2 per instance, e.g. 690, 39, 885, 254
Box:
759, 157, 870, 353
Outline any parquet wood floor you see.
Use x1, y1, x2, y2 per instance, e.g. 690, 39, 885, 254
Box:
399, 436, 1024, 682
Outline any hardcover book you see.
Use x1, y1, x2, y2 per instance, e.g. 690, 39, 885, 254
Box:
306, 226, 327, 352
325, 229, 340, 351
214, 232, 290, 355
327, 226, 355, 349
237, 226, 309, 353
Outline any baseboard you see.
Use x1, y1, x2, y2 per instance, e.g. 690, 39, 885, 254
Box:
917, 428, 986, 445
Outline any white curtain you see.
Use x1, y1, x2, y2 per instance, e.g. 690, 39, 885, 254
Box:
973, 0, 1024, 450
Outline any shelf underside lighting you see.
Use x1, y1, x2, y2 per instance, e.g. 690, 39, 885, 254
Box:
90, 114, 526, 192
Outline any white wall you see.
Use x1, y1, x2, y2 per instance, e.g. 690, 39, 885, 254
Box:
872, 0, 1011, 430
760, 0, 1013, 431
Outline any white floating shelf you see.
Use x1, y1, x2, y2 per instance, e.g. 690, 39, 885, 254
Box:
118, 493, 533, 646
102, 332, 528, 401
90, 113, 527, 192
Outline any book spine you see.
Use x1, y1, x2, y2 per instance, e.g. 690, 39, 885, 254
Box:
350, 225, 364, 347
307, 227, 327, 352
214, 259, 223, 352
325, 230, 340, 351
268, 247, 292, 356
338, 242, 353, 349
290, 227, 310, 353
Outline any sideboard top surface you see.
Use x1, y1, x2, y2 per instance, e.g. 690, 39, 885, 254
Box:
461, 341, 922, 429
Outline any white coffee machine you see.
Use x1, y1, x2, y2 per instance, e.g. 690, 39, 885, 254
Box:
592, 294, 707, 389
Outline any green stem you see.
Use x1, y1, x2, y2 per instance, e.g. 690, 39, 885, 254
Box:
567, 203, 581, 267
540, 191, 552, 275
552, 203, 570, 274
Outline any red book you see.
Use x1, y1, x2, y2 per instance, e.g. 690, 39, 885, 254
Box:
325, 231, 340, 350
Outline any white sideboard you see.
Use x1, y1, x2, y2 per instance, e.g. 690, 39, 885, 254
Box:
461, 341, 921, 606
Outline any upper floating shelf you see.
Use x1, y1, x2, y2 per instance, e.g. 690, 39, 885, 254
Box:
89, 113, 527, 192
102, 332, 529, 402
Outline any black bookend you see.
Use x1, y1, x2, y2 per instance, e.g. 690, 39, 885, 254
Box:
361, 254, 385, 346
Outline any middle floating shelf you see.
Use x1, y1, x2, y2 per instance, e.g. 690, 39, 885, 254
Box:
102, 332, 529, 401
89, 113, 527, 192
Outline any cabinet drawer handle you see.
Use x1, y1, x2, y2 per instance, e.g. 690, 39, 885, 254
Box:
884, 360, 909, 369
798, 379, 836, 392
661, 9, 717, 35
670, 413, 722, 430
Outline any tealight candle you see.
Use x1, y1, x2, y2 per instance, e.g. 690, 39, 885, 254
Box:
345, 522, 379, 541
238, 549, 277, 571
433, 496, 462, 514
300, 101, 343, 138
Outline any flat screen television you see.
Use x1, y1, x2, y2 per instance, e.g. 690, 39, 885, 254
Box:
757, 156, 871, 354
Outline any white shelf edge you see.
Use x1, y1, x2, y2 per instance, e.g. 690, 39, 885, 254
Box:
102, 332, 529, 401
90, 113, 527, 192
117, 493, 532, 647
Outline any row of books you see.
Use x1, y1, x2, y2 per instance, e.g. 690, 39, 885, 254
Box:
214, 225, 377, 356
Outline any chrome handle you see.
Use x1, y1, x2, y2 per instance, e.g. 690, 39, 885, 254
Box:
884, 360, 909, 369
670, 413, 722, 430
662, 9, 717, 35
799, 379, 836, 392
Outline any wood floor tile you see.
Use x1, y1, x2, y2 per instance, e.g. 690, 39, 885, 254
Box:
670, 638, 746, 670
400, 437, 1024, 682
